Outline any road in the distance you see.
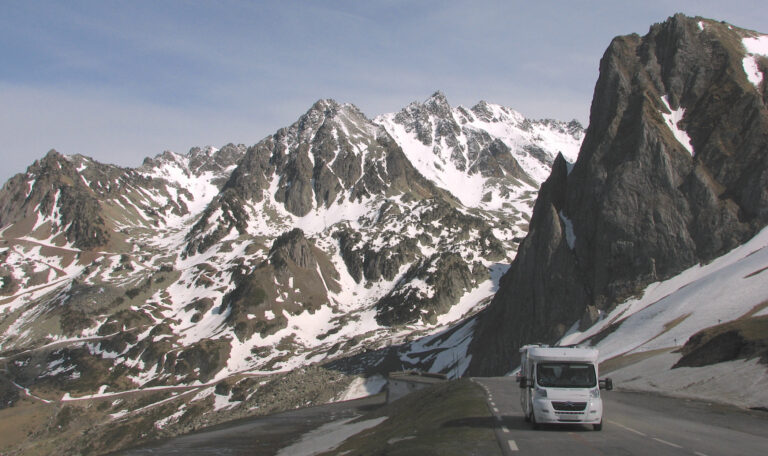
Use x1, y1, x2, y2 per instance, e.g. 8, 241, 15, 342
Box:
473, 377, 768, 456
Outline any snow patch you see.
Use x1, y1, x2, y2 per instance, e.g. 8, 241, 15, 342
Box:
154, 405, 186, 429
213, 390, 240, 411
275, 416, 388, 456
12, 382, 52, 404
742, 35, 768, 88
338, 374, 387, 401
743, 35, 768, 56
660, 96, 694, 155
375, 100, 582, 210
743, 55, 763, 87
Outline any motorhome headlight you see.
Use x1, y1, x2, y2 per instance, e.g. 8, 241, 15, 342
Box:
535, 387, 548, 398
590, 388, 600, 398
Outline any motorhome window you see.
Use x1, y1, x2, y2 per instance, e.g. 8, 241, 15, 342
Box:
536, 363, 596, 388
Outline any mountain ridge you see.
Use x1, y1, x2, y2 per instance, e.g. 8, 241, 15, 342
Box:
0, 91, 583, 454
3, 14, 768, 455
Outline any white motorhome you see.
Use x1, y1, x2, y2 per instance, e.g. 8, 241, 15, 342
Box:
518, 345, 612, 430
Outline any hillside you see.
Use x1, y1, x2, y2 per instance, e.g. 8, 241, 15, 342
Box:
0, 93, 581, 454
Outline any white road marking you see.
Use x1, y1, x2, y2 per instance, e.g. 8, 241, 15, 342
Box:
609, 420, 647, 437
490, 401, 496, 406
610, 420, 688, 451
653, 438, 683, 449
493, 407, 499, 413
508, 440, 519, 451
694, 452, 709, 456
502, 426, 510, 433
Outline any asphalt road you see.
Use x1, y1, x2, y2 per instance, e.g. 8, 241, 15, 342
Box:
473, 377, 768, 456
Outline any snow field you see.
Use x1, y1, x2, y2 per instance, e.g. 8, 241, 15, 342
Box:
607, 352, 768, 409
742, 35, 768, 88
558, 225, 768, 405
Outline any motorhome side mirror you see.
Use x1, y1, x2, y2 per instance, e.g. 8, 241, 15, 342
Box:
519, 377, 528, 388
599, 378, 613, 391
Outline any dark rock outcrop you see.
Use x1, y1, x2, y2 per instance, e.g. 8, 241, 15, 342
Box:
269, 228, 318, 273
222, 228, 339, 342
469, 15, 768, 375
376, 252, 489, 326
673, 315, 768, 367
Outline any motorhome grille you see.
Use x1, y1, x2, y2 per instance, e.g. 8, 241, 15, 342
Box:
552, 401, 587, 411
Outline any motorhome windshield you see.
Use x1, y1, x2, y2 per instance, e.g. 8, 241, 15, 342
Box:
536, 362, 597, 388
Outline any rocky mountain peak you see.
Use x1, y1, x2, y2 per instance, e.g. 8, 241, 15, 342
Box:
295, 98, 370, 140
310, 97, 341, 112
0, 149, 111, 250
42, 148, 64, 163
423, 90, 452, 117
183, 95, 451, 256
469, 14, 768, 376
468, 100, 495, 122
142, 144, 246, 179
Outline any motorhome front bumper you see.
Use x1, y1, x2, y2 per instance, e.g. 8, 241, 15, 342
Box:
533, 398, 603, 424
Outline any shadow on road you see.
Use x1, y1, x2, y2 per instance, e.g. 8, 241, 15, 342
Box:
443, 415, 595, 433
442, 415, 530, 430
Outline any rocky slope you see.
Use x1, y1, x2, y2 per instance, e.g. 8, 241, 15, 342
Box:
0, 93, 581, 454
469, 15, 768, 376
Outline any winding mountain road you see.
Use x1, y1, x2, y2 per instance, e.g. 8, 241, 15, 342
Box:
473, 377, 768, 456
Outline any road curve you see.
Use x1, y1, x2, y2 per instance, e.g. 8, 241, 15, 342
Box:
473, 377, 768, 456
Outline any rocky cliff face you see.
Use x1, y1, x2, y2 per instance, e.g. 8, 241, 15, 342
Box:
469, 15, 768, 375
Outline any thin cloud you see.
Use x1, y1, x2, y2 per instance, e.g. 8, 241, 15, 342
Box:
2, 1, 768, 184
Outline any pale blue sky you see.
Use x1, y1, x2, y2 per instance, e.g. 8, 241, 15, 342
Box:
1, 1, 767, 183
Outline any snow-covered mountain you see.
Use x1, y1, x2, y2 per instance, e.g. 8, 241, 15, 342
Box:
0, 93, 582, 454
3, 13, 767, 456
376, 91, 581, 210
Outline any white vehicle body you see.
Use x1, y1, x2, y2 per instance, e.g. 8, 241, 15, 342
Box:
518, 345, 610, 430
